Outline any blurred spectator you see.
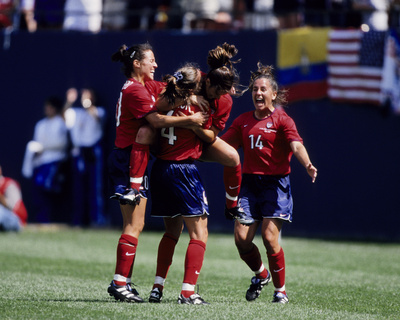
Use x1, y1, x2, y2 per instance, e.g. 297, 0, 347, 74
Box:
388, 0, 400, 28
0, 0, 14, 28
63, 88, 107, 227
102, 0, 128, 30
303, 0, 330, 27
22, 96, 70, 223
158, 0, 236, 30
19, 0, 37, 32
183, 0, 224, 30
243, 0, 278, 30
0, 165, 28, 232
329, 0, 362, 27
353, 0, 389, 31
63, 0, 102, 32
159, 0, 185, 29
273, 0, 301, 29
125, 0, 162, 30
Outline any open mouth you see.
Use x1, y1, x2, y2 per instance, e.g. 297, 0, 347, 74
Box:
255, 97, 264, 104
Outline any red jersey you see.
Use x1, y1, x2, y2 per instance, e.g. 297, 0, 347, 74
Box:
156, 104, 212, 161
0, 176, 28, 225
221, 108, 303, 176
199, 72, 233, 131
145, 80, 166, 99
210, 94, 232, 131
114, 78, 158, 149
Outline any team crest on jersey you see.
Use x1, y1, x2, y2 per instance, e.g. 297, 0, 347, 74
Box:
259, 122, 277, 133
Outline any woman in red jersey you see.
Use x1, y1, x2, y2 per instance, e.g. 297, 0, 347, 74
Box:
222, 63, 317, 304
136, 43, 252, 225
147, 43, 254, 305
107, 43, 208, 303
197, 43, 252, 223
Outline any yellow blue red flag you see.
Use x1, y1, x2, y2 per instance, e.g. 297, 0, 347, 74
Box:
277, 27, 330, 103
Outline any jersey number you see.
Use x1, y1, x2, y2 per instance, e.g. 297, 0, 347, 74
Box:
249, 134, 263, 150
116, 92, 123, 127
161, 110, 177, 145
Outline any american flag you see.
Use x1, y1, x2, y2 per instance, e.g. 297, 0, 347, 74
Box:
327, 29, 386, 105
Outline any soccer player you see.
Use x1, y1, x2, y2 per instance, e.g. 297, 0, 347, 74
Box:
148, 86, 214, 305
148, 43, 252, 305
221, 63, 318, 304
127, 43, 252, 226
107, 43, 208, 303
197, 43, 251, 223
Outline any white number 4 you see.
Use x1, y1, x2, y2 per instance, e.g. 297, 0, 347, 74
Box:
161, 110, 177, 145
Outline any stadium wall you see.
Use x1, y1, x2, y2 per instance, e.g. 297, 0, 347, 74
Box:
1, 30, 399, 241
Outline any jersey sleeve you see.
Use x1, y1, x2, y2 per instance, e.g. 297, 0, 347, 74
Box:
212, 94, 232, 131
281, 113, 303, 143
123, 85, 156, 119
220, 116, 242, 150
145, 80, 166, 98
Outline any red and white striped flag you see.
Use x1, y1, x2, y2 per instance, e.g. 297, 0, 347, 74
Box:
327, 29, 386, 105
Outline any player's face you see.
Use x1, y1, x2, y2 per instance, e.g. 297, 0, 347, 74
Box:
252, 78, 277, 112
139, 50, 158, 81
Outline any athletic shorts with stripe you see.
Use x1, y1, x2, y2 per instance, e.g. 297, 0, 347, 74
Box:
239, 173, 293, 222
150, 159, 209, 218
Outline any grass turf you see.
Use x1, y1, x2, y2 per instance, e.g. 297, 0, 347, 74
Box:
0, 227, 399, 319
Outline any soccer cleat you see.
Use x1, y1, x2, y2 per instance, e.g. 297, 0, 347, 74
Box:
272, 291, 289, 304
224, 205, 254, 226
178, 293, 209, 305
149, 288, 163, 303
245, 273, 272, 301
107, 281, 144, 303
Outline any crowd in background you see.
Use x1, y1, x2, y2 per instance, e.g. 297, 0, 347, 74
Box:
0, 0, 399, 33
20, 88, 108, 228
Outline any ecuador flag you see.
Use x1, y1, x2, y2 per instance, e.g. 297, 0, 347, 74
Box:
277, 27, 330, 103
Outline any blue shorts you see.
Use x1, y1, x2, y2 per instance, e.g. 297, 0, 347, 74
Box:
150, 159, 209, 218
239, 174, 293, 222
107, 146, 149, 198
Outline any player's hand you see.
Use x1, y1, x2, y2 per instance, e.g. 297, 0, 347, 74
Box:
188, 95, 209, 112
178, 110, 209, 127
307, 163, 317, 183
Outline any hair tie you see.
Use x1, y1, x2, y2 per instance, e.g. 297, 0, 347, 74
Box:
173, 71, 183, 81
130, 50, 136, 59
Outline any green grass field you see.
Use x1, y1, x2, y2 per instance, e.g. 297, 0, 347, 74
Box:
1, 226, 399, 319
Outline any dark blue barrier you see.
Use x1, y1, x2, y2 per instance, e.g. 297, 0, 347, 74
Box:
1, 30, 399, 241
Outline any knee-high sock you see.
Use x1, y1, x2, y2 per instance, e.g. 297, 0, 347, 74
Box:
114, 234, 138, 286
239, 244, 269, 279
223, 164, 242, 209
129, 141, 149, 191
181, 239, 206, 297
153, 233, 179, 290
267, 247, 286, 292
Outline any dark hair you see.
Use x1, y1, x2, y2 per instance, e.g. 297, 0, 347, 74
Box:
249, 63, 288, 107
111, 43, 153, 78
45, 96, 63, 113
160, 63, 201, 105
206, 42, 242, 96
